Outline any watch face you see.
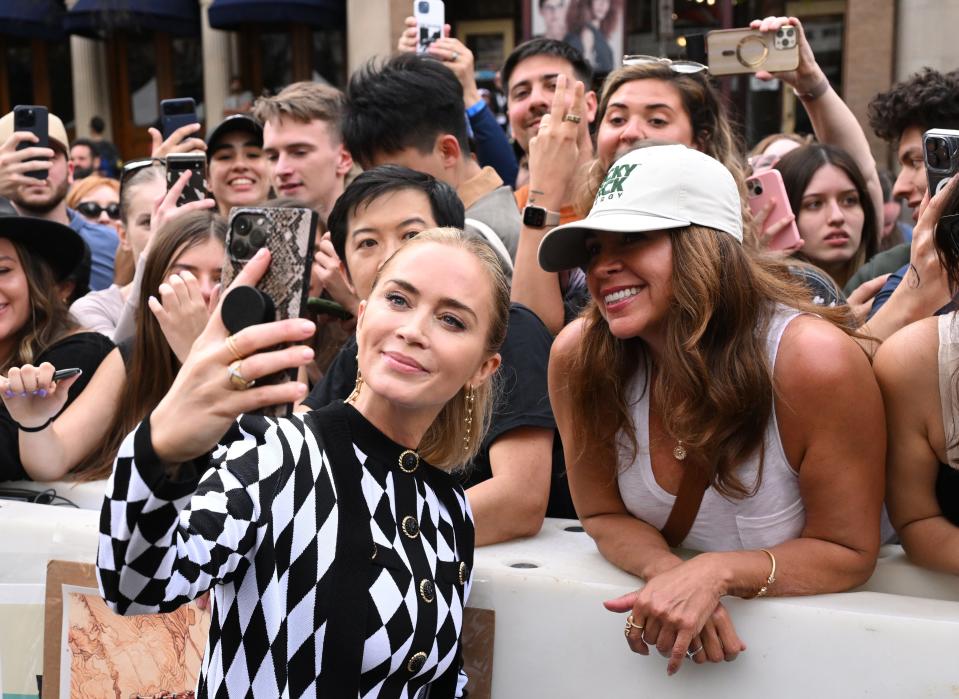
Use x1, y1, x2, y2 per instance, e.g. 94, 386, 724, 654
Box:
523, 206, 547, 227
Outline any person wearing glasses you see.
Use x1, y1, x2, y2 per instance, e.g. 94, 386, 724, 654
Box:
66, 176, 121, 236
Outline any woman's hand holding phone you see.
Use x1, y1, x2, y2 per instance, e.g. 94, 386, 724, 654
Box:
145, 170, 216, 259
148, 248, 317, 466
749, 16, 824, 94
0, 362, 83, 430
149, 122, 207, 160
753, 198, 803, 255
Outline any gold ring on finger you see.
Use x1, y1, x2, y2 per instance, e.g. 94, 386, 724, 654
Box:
625, 614, 644, 631
228, 360, 255, 390
563, 113, 582, 123
225, 335, 244, 361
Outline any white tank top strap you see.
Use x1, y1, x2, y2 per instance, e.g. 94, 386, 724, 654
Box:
937, 312, 959, 467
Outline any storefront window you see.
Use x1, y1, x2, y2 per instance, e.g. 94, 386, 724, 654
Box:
128, 39, 157, 127
5, 40, 34, 109
260, 32, 292, 95
47, 40, 74, 130
173, 36, 204, 118
312, 29, 346, 87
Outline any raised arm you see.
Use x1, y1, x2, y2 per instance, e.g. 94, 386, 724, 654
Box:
874, 317, 959, 574
753, 16, 884, 233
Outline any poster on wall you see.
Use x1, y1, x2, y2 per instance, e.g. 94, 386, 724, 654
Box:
530, 0, 624, 74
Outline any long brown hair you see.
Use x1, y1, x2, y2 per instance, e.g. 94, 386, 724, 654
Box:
363, 228, 510, 471
78, 211, 227, 479
565, 226, 858, 498
0, 242, 80, 373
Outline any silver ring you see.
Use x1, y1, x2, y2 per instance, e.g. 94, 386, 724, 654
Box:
451, 50, 460, 62
686, 645, 704, 659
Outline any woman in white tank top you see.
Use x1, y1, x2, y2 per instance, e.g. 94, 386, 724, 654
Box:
540, 144, 884, 676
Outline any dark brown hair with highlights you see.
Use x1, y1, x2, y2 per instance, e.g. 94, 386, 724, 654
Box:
565, 226, 858, 498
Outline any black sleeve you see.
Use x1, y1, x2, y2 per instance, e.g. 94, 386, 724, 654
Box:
302, 334, 359, 410
0, 332, 115, 482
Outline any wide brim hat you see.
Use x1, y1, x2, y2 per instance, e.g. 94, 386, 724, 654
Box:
206, 114, 263, 160
0, 214, 87, 280
537, 144, 744, 273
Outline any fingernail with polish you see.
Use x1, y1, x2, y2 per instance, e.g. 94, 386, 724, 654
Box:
37, 389, 48, 398
4, 390, 14, 398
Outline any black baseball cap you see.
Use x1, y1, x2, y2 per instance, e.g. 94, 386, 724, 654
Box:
0, 214, 87, 281
206, 115, 263, 161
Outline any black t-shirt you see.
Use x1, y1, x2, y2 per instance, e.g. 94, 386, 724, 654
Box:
0, 332, 115, 481
303, 304, 576, 519
937, 462, 959, 526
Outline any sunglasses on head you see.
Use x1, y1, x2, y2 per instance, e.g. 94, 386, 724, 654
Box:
77, 201, 121, 220
622, 54, 708, 74
119, 157, 156, 192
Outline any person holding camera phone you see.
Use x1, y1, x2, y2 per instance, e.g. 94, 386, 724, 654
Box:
0, 215, 113, 482
2, 175, 223, 482
0, 109, 118, 291
97, 228, 506, 697
874, 172, 959, 576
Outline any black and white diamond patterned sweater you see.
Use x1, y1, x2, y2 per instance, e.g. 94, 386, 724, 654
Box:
97, 401, 473, 698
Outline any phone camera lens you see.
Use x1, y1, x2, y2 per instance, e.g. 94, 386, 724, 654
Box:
754, 184, 763, 195
231, 238, 251, 259
234, 216, 252, 235
418, 0, 430, 12
249, 227, 267, 248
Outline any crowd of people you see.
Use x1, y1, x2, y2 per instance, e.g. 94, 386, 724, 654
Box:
0, 12, 957, 697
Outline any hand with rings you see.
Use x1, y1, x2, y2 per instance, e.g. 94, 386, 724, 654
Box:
526, 73, 591, 214
605, 557, 747, 675
147, 247, 317, 465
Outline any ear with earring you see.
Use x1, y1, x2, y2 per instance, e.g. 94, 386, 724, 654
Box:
462, 384, 475, 453
347, 354, 362, 403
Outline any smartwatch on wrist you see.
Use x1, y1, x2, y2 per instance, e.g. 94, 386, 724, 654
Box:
522, 205, 561, 228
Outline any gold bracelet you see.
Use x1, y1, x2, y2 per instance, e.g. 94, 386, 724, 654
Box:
753, 548, 777, 598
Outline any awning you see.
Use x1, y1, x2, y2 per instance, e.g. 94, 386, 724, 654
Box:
0, 0, 65, 40
65, 0, 200, 39
208, 0, 344, 30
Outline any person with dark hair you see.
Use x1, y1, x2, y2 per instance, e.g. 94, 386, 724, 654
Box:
205, 114, 271, 218
874, 174, 959, 576
300, 165, 575, 544
0, 215, 113, 481
89, 116, 120, 178
848, 68, 959, 333
774, 144, 879, 290
563, 0, 622, 75
345, 54, 520, 263
69, 138, 101, 179
0, 109, 119, 291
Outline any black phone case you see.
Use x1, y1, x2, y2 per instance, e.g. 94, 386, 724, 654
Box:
165, 154, 207, 206
13, 105, 49, 180
160, 98, 198, 140
222, 207, 318, 417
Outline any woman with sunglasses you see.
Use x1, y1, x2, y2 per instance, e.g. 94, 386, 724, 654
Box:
67, 176, 121, 236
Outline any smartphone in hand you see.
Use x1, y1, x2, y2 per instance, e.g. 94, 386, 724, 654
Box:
13, 105, 50, 180
222, 207, 318, 417
707, 26, 799, 76
414, 0, 444, 53
923, 128, 959, 197
160, 98, 198, 140
747, 169, 801, 252
165, 152, 208, 206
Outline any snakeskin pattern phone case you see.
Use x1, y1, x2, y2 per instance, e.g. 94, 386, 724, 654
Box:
222, 206, 318, 416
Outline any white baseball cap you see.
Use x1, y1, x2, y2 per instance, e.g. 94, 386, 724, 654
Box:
538, 144, 743, 272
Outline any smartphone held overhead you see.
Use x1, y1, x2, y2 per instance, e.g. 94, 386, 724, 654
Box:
160, 98, 199, 140
165, 152, 208, 206
414, 0, 444, 53
706, 26, 799, 76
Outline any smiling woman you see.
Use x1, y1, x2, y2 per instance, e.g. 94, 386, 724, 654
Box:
542, 144, 885, 676
97, 228, 508, 697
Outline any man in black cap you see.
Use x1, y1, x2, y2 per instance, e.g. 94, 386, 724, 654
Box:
206, 114, 271, 218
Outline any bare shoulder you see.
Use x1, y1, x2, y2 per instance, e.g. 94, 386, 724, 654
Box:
873, 315, 940, 392
550, 316, 588, 370
775, 314, 875, 392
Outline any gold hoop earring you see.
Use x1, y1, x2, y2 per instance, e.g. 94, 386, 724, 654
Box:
347, 355, 362, 403
463, 385, 475, 453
